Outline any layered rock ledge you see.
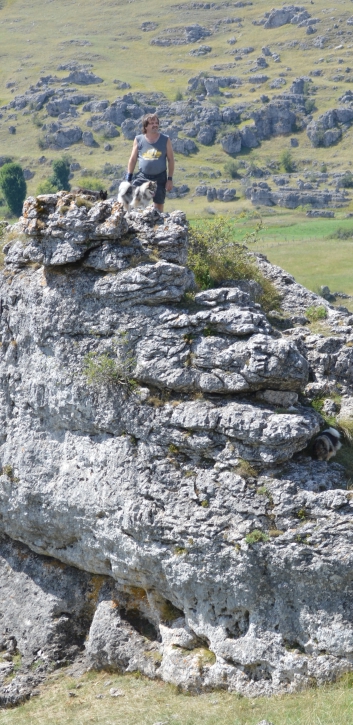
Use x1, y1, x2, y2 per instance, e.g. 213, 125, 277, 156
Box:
0, 193, 352, 703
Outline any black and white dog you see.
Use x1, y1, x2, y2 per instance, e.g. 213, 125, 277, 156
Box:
118, 180, 157, 212
312, 427, 342, 461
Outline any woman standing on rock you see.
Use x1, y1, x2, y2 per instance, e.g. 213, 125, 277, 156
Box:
125, 113, 175, 212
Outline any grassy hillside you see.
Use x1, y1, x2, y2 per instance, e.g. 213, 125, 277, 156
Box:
1, 0, 353, 298
0, 667, 352, 725
1, 0, 353, 196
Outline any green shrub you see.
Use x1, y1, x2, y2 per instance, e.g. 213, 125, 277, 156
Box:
187, 216, 281, 312
174, 89, 183, 101
280, 149, 295, 173
245, 529, 269, 545
340, 171, 353, 189
37, 179, 58, 195
339, 418, 353, 442
304, 98, 316, 114
224, 160, 241, 179
49, 156, 71, 191
305, 305, 327, 322
0, 163, 27, 216
76, 176, 103, 191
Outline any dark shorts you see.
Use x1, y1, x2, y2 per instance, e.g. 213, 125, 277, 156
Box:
132, 170, 167, 205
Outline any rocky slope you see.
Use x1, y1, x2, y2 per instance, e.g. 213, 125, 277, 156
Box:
0, 194, 353, 704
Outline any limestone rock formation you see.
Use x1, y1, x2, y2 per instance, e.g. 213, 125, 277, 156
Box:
307, 108, 353, 148
0, 194, 353, 703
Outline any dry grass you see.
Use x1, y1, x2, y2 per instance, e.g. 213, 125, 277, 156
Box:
0, 668, 352, 725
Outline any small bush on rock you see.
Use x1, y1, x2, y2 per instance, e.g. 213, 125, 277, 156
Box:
245, 530, 269, 545
83, 333, 136, 390
188, 216, 281, 312
305, 305, 327, 322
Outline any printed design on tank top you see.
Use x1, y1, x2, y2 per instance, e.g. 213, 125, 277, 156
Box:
141, 148, 162, 161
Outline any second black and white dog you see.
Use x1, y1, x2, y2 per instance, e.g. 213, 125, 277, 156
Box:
312, 427, 342, 461
118, 180, 157, 212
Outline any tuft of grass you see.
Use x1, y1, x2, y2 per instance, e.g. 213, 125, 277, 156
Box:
269, 529, 284, 537
75, 197, 94, 210
305, 305, 328, 322
234, 458, 258, 479
245, 529, 269, 545
174, 546, 187, 556
311, 396, 341, 427
338, 418, 353, 443
188, 216, 281, 312
256, 486, 272, 499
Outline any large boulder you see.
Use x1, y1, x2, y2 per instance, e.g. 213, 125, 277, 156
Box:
1, 196, 353, 701
221, 131, 242, 154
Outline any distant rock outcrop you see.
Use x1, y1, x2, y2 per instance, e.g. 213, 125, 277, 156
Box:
307, 107, 353, 147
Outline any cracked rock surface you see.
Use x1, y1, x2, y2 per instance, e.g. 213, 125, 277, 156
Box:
0, 193, 352, 700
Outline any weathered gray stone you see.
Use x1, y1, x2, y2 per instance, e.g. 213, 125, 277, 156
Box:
197, 127, 216, 145
45, 125, 82, 148
82, 131, 96, 147
63, 70, 103, 85
240, 125, 259, 148
264, 5, 307, 29
1, 195, 353, 702
221, 132, 242, 154
121, 118, 140, 140
173, 138, 198, 155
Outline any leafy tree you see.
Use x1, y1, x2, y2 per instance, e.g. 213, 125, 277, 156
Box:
49, 156, 71, 191
0, 163, 27, 216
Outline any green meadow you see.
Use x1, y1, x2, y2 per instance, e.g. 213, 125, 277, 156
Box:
0, 668, 352, 725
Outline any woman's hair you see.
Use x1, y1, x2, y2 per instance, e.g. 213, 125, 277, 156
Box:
142, 114, 160, 133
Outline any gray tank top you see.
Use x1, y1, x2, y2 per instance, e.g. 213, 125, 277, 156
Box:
136, 133, 168, 175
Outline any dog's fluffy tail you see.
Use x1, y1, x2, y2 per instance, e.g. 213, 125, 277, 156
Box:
325, 427, 341, 440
